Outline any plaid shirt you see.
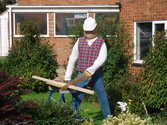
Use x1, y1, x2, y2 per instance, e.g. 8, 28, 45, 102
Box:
76, 37, 104, 72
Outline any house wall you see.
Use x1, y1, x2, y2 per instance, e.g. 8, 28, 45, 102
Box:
16, 0, 167, 76
16, 0, 119, 66
47, 12, 72, 65
118, 0, 167, 75
18, 0, 117, 5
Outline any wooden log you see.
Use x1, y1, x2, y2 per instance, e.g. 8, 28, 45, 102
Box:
32, 76, 94, 94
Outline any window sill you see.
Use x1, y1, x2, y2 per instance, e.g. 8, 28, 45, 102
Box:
14, 35, 49, 37
132, 63, 143, 67
54, 35, 75, 37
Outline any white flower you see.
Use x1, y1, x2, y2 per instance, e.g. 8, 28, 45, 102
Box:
117, 101, 127, 111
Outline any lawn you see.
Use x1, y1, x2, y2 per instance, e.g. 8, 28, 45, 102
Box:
21, 91, 167, 125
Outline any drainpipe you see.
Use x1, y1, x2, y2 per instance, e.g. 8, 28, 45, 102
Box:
116, 2, 122, 12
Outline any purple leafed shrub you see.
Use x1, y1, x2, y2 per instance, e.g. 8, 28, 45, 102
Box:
0, 72, 34, 124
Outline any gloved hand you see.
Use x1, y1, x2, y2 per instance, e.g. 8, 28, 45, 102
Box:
84, 70, 92, 77
83, 70, 92, 83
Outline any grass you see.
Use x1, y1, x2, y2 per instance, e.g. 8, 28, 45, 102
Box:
21, 91, 167, 125
21, 91, 104, 123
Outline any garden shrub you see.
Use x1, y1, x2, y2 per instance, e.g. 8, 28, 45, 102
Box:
140, 31, 167, 112
97, 18, 133, 112
25, 99, 81, 124
103, 112, 152, 125
111, 73, 145, 115
0, 57, 6, 71
98, 18, 132, 83
3, 19, 59, 92
0, 72, 34, 124
0, 0, 16, 12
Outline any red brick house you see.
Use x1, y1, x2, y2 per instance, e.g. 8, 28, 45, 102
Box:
0, 0, 167, 76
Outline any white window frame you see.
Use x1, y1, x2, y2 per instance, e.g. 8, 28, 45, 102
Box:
152, 20, 167, 46
54, 11, 119, 37
13, 12, 49, 37
7, 5, 119, 38
134, 20, 167, 64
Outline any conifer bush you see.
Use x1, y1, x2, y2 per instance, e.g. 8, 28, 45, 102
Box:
3, 19, 59, 92
140, 31, 167, 111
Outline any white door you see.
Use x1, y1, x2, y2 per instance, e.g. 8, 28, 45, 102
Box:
0, 11, 9, 56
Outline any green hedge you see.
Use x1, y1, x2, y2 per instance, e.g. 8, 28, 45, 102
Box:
2, 19, 59, 92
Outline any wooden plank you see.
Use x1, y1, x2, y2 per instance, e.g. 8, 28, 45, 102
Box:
32, 76, 94, 94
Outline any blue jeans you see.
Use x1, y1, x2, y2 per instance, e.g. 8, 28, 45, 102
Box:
72, 72, 111, 118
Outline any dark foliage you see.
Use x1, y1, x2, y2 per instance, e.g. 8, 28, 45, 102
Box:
0, 0, 16, 13
0, 72, 34, 124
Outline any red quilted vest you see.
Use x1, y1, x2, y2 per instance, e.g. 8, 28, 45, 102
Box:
76, 37, 104, 72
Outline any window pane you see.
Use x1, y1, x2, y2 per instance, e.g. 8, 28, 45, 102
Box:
136, 23, 152, 60
155, 24, 164, 32
55, 13, 87, 35
95, 12, 119, 35
15, 13, 47, 35
95, 12, 119, 20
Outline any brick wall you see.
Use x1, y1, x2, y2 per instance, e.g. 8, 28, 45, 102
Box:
42, 13, 72, 65
120, 0, 167, 26
119, 0, 167, 75
18, 0, 117, 5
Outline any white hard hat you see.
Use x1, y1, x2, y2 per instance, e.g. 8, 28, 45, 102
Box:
83, 17, 97, 31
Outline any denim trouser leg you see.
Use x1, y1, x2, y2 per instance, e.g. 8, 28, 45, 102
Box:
72, 72, 111, 118
71, 78, 87, 111
92, 73, 111, 118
